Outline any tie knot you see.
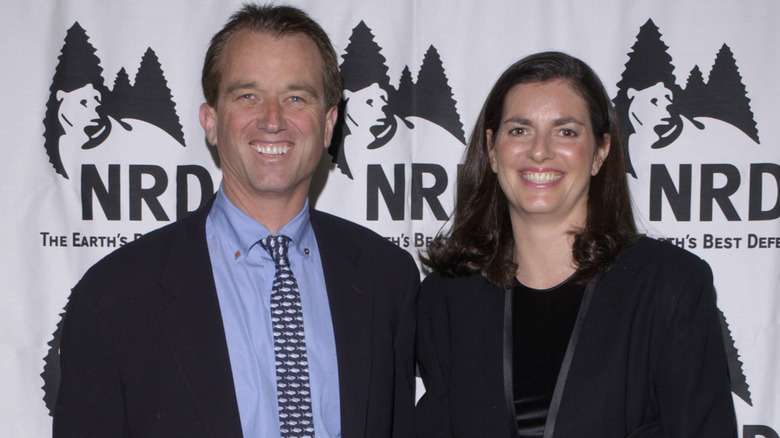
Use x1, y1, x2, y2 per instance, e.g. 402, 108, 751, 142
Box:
259, 234, 291, 266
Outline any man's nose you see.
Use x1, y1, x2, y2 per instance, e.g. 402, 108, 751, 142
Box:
257, 100, 286, 132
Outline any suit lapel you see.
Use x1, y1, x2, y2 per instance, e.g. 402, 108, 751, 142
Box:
311, 211, 373, 437
156, 202, 243, 438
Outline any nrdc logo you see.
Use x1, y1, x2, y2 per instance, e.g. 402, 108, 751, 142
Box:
614, 19, 778, 223
319, 21, 465, 223
43, 22, 213, 222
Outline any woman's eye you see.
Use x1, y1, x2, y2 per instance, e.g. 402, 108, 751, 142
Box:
560, 128, 576, 137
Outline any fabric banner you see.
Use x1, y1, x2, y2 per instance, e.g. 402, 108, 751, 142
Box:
1, 0, 776, 435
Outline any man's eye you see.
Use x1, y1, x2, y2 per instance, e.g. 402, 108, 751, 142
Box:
509, 127, 526, 136
289, 96, 304, 103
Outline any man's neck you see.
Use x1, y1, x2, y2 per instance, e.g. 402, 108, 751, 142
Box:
222, 186, 308, 234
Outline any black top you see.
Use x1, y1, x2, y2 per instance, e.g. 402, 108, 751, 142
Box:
512, 280, 584, 437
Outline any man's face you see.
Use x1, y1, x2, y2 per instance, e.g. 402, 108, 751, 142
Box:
627, 82, 682, 149
200, 31, 337, 206
56, 84, 103, 145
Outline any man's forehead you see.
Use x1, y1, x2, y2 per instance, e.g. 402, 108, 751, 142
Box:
222, 29, 322, 62
218, 30, 325, 84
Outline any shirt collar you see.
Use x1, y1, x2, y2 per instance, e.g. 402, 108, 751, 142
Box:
209, 186, 314, 263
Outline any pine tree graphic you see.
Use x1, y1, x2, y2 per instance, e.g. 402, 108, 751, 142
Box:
613, 19, 679, 176
394, 66, 414, 114
102, 67, 133, 129
690, 45, 759, 143
616, 19, 677, 94
340, 21, 390, 92
109, 48, 185, 146
43, 22, 107, 178
410, 46, 465, 143
685, 65, 706, 94
674, 65, 705, 120
111, 67, 133, 100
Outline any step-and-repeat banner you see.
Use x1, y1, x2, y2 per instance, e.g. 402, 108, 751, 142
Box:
1, 0, 777, 435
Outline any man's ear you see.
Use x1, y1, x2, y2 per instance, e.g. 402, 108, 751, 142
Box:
199, 103, 218, 146
323, 105, 338, 148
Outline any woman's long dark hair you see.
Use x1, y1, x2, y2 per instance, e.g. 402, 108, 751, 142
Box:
422, 52, 640, 288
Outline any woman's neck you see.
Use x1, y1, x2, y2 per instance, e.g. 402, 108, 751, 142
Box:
511, 215, 580, 289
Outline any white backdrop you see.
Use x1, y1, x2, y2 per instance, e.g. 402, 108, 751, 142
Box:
1, 0, 777, 436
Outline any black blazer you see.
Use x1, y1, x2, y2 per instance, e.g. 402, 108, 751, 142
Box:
53, 198, 419, 438
415, 237, 736, 438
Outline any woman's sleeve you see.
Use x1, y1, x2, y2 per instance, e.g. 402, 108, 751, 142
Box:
654, 258, 738, 438
415, 277, 453, 437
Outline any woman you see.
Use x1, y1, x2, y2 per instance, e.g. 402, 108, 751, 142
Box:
415, 52, 736, 438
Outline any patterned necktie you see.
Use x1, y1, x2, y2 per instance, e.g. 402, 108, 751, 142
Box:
259, 235, 315, 438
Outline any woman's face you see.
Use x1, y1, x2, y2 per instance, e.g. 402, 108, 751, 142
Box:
487, 79, 609, 227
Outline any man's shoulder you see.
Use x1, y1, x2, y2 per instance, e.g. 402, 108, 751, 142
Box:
78, 203, 209, 289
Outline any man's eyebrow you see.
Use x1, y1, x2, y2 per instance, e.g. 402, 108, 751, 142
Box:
224, 81, 258, 96
287, 83, 320, 99
223, 81, 321, 98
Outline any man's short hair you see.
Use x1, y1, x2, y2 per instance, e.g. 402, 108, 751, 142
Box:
201, 3, 342, 109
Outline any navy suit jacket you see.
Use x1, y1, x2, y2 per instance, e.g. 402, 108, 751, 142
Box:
54, 198, 419, 438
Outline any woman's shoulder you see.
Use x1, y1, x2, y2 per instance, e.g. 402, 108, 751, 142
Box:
621, 236, 709, 269
420, 271, 502, 304
609, 236, 713, 288
422, 270, 493, 289
418, 271, 507, 330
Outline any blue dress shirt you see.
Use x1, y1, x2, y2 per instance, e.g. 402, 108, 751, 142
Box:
206, 188, 341, 437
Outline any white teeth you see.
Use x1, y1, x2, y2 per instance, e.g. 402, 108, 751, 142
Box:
250, 144, 292, 155
522, 171, 562, 184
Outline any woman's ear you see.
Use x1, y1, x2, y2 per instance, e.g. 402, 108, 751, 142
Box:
487, 129, 498, 173
592, 133, 610, 176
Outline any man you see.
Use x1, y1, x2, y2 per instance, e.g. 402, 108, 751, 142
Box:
53, 4, 419, 437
